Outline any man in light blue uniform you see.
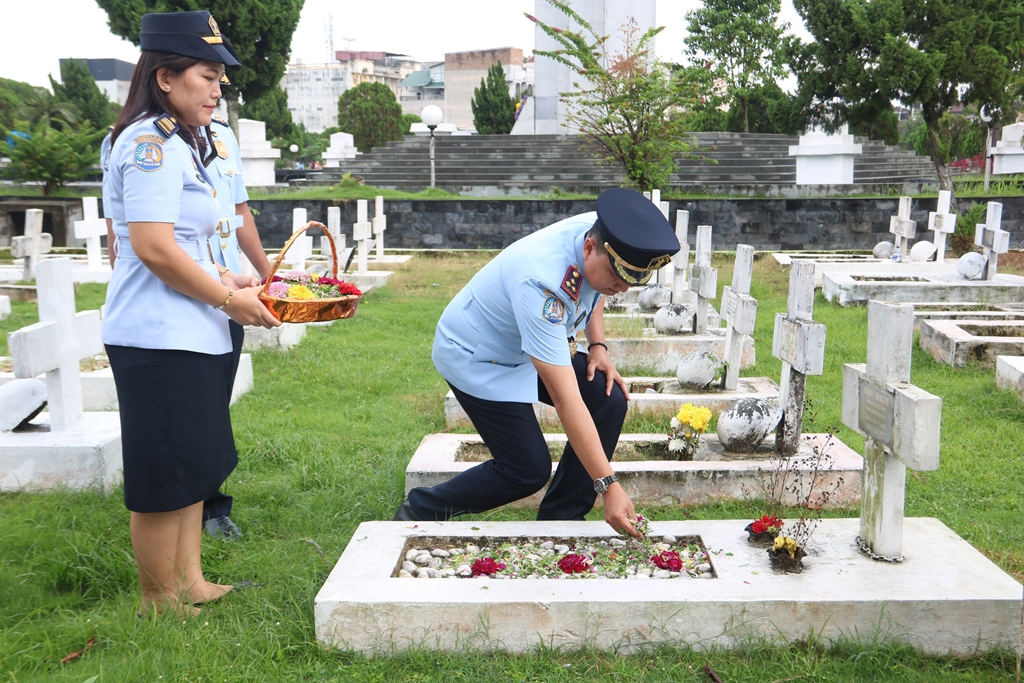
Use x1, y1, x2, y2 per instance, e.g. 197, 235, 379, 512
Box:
394, 188, 680, 538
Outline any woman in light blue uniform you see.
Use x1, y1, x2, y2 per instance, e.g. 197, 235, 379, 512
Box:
102, 10, 279, 616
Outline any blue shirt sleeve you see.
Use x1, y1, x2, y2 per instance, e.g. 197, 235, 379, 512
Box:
510, 277, 572, 366
227, 130, 248, 204
120, 134, 186, 224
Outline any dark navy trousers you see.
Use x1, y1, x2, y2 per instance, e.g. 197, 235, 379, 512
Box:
202, 319, 244, 521
407, 351, 628, 521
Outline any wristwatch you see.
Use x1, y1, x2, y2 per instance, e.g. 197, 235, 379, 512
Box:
593, 474, 618, 494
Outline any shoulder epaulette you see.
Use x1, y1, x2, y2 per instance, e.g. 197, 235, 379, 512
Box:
154, 114, 179, 137
211, 115, 229, 127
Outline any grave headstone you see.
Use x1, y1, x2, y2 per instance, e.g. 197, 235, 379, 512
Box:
888, 196, 916, 257
720, 245, 757, 390
322, 131, 357, 167
926, 190, 957, 264
773, 261, 827, 454
974, 202, 1009, 280
353, 199, 372, 274
688, 225, 717, 335
372, 195, 387, 260
671, 210, 691, 304
323, 206, 344, 270
0, 378, 47, 431
73, 197, 108, 273
0, 295, 10, 320
842, 300, 941, 560
10, 209, 52, 281
285, 208, 312, 271
7, 258, 102, 431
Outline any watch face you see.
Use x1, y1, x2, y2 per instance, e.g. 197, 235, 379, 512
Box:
594, 479, 606, 493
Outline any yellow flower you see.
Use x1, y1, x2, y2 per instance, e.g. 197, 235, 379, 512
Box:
675, 403, 711, 433
773, 535, 800, 558
287, 284, 315, 300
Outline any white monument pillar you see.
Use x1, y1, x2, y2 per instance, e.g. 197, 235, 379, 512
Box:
237, 118, 282, 187
788, 124, 863, 185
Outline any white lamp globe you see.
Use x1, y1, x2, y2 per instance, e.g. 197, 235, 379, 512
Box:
421, 105, 443, 128
289, 144, 299, 153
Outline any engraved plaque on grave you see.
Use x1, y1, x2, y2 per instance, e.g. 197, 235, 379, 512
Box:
858, 378, 894, 447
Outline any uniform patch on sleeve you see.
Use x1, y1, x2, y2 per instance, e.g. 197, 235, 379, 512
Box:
542, 291, 566, 324
560, 264, 581, 302
133, 141, 164, 171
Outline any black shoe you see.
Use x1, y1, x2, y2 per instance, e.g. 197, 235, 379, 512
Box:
205, 515, 242, 541
392, 500, 420, 522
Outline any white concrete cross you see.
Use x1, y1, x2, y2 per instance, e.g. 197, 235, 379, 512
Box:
323, 206, 344, 271
926, 190, 957, 264
670, 210, 691, 305
772, 260, 827, 454
688, 225, 717, 335
720, 245, 758, 390
842, 300, 941, 560
888, 196, 917, 257
73, 197, 108, 272
974, 202, 1009, 280
353, 199, 373, 274
285, 208, 313, 271
7, 259, 102, 431
372, 195, 387, 260
10, 209, 53, 281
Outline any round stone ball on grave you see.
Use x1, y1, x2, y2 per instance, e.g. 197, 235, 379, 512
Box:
605, 291, 629, 313
0, 378, 47, 432
653, 303, 694, 335
909, 240, 937, 262
872, 241, 895, 260
676, 350, 724, 389
637, 284, 671, 312
717, 398, 782, 452
957, 252, 988, 280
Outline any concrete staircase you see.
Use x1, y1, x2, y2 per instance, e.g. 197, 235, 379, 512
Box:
303, 132, 936, 194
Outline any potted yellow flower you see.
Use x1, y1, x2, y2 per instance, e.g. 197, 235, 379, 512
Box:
667, 403, 712, 460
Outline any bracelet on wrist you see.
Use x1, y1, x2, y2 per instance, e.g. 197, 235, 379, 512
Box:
214, 289, 233, 311
589, 341, 608, 352
215, 264, 230, 276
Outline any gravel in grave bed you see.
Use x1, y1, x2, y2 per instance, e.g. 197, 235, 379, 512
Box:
392, 532, 717, 580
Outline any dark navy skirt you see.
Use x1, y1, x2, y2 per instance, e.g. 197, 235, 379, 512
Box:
107, 344, 238, 513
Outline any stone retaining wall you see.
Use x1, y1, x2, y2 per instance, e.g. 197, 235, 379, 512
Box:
248, 197, 1024, 252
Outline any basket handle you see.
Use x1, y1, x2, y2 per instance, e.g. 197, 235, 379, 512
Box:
261, 221, 338, 295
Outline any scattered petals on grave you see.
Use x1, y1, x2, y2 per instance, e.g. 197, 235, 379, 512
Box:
397, 518, 715, 580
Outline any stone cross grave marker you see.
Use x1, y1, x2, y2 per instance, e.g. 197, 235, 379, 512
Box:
671, 210, 691, 304
888, 196, 917, 257
7, 258, 102, 431
926, 190, 957, 264
842, 300, 941, 560
285, 208, 312, 271
10, 209, 53, 281
773, 260, 827, 454
720, 244, 758, 390
688, 225, 717, 335
323, 206, 349, 272
372, 195, 387, 260
353, 199, 372, 274
73, 197, 108, 272
974, 202, 1009, 280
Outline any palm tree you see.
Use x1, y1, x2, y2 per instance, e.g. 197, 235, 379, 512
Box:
17, 88, 79, 131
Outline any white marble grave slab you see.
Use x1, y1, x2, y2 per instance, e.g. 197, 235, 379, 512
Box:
316, 518, 1021, 656
995, 355, 1024, 399
919, 319, 1024, 368
772, 253, 959, 288
405, 432, 860, 508
604, 331, 755, 375
822, 271, 1024, 307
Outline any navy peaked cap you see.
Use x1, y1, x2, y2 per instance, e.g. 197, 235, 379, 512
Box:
140, 11, 240, 67
595, 188, 680, 285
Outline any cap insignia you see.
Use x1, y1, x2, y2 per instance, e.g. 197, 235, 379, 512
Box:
154, 114, 179, 137
209, 15, 221, 36
560, 264, 581, 302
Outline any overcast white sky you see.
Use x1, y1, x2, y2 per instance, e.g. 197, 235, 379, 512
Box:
1, 0, 809, 89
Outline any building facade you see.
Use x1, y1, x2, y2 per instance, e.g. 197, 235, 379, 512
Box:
442, 48, 530, 130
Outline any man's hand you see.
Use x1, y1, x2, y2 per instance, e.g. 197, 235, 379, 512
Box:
603, 484, 641, 538
586, 346, 630, 399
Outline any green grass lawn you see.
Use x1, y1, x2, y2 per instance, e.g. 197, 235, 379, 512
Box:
1, 252, 1022, 682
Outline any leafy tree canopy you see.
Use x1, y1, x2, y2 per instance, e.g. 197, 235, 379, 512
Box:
471, 63, 516, 134
239, 86, 296, 140
336, 82, 403, 153
0, 78, 46, 132
50, 60, 118, 132
0, 119, 104, 195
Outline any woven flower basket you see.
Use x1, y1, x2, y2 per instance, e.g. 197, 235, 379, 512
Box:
258, 221, 360, 323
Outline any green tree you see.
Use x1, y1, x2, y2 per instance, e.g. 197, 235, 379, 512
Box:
907, 112, 986, 163
0, 78, 47, 132
722, 81, 802, 135
96, 0, 304, 135
529, 1, 705, 192
15, 88, 79, 131
50, 60, 117, 132
471, 63, 515, 134
401, 113, 421, 135
788, 0, 1024, 202
0, 120, 104, 195
239, 86, 296, 140
336, 82, 403, 153
684, 0, 790, 134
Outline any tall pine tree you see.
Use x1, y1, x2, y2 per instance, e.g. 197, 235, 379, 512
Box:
336, 82, 403, 153
50, 60, 117, 132
471, 63, 515, 135
239, 86, 296, 140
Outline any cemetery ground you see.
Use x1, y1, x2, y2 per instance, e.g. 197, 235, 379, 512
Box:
1, 252, 1023, 682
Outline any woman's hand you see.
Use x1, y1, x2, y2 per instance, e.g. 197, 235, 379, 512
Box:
221, 271, 260, 290
224, 286, 280, 328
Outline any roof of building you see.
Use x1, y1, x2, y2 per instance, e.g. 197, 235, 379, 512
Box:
61, 58, 136, 81
400, 71, 432, 87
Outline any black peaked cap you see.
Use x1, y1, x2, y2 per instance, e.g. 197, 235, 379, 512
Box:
596, 188, 680, 271
140, 10, 240, 67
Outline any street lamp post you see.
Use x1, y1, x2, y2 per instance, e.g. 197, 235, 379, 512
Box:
421, 105, 443, 188
980, 105, 994, 193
